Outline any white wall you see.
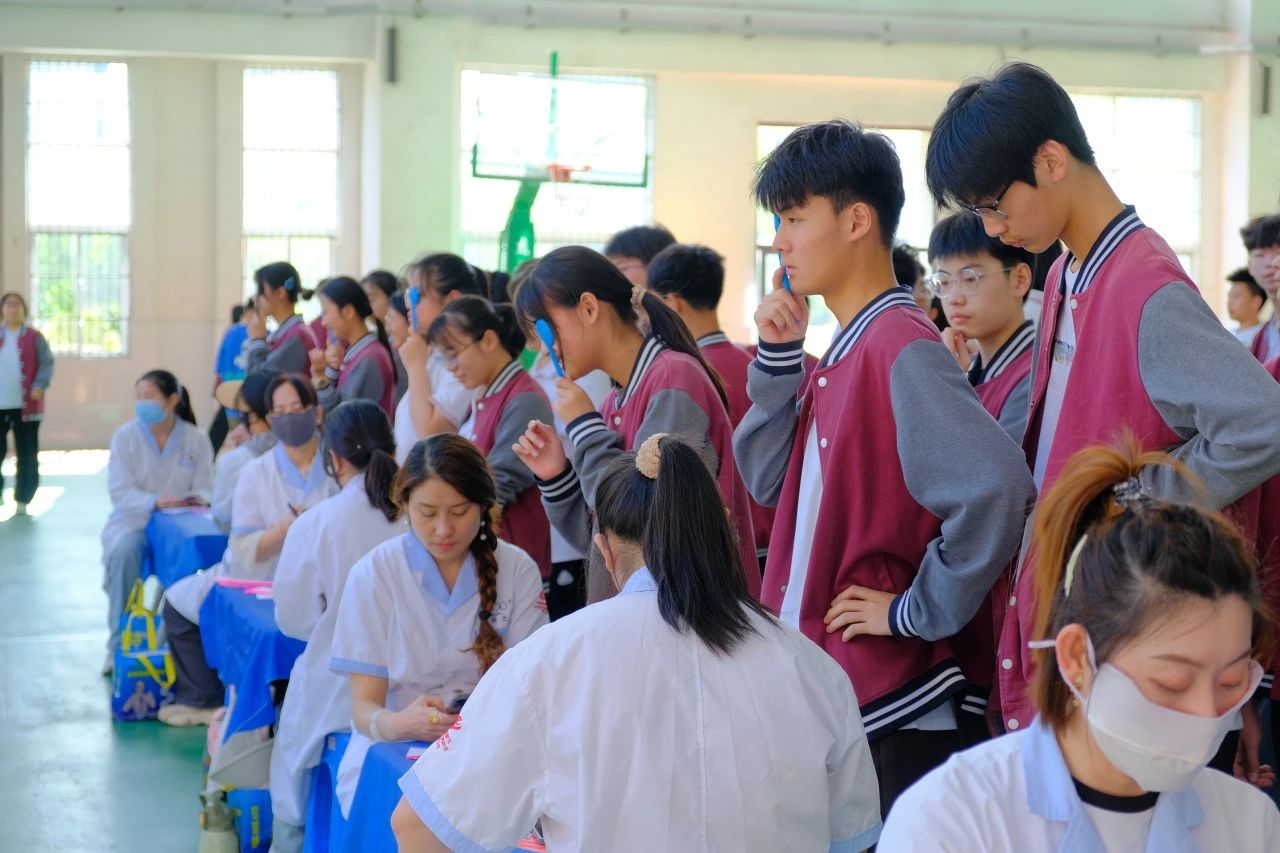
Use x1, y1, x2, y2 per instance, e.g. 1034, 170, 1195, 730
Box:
1, 5, 1277, 447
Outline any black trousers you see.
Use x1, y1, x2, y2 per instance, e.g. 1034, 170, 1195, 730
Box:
163, 600, 225, 709
545, 559, 586, 622
0, 410, 39, 504
869, 728, 961, 820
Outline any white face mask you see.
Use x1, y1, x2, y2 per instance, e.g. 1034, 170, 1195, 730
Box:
1032, 635, 1263, 792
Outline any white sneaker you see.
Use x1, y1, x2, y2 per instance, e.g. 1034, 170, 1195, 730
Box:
14, 503, 27, 516
101, 651, 115, 677
158, 704, 217, 727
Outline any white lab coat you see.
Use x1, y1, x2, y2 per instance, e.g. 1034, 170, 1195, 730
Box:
329, 534, 546, 815
210, 432, 277, 534
101, 419, 214, 562
165, 441, 336, 622
878, 718, 1280, 852
393, 354, 475, 465
267, 473, 407, 826
399, 567, 883, 853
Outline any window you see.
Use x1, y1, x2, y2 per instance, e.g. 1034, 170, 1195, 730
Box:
754, 124, 933, 356
242, 67, 340, 303
1071, 94, 1202, 282
27, 61, 131, 357
459, 69, 652, 270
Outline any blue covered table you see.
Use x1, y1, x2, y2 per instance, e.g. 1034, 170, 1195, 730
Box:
200, 583, 306, 737
338, 740, 428, 852
143, 508, 228, 587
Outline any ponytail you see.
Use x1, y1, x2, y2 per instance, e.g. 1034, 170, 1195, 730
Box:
323, 400, 400, 522
255, 261, 313, 304
138, 369, 198, 426
1029, 435, 1270, 726
595, 434, 767, 655
516, 246, 728, 409
175, 386, 197, 425
319, 276, 391, 358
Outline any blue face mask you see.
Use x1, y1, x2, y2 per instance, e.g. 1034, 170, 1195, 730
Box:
135, 400, 167, 425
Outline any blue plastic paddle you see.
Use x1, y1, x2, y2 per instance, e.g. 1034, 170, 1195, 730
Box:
535, 319, 566, 378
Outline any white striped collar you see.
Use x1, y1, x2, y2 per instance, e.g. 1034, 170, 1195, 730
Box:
341, 333, 376, 365
1062, 205, 1144, 296
617, 336, 664, 408
972, 320, 1036, 384
696, 331, 731, 348
268, 314, 302, 345
481, 359, 523, 399
822, 286, 917, 368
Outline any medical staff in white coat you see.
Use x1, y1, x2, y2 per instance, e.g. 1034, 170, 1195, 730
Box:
880, 443, 1280, 852
160, 374, 337, 726
392, 434, 884, 853
101, 369, 212, 676
209, 371, 278, 533
268, 400, 406, 853
329, 432, 546, 817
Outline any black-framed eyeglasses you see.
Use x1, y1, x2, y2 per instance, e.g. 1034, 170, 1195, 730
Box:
964, 180, 1014, 220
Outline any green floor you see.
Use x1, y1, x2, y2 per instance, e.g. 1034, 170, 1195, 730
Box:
0, 452, 205, 852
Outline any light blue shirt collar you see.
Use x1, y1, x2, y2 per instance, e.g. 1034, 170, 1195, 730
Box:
1021, 719, 1204, 853
272, 440, 329, 496
619, 566, 656, 595
401, 531, 478, 616
135, 418, 183, 461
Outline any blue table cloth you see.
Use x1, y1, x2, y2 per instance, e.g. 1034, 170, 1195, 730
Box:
143, 509, 228, 587
200, 584, 306, 737
339, 740, 428, 853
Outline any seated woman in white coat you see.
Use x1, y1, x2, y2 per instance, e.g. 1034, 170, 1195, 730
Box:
392, 434, 883, 853
879, 443, 1280, 852
209, 371, 277, 534
268, 400, 406, 853
101, 369, 212, 676
160, 374, 337, 726
328, 432, 547, 818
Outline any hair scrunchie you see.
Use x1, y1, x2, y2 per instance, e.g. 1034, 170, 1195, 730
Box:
630, 285, 652, 336
635, 432, 668, 480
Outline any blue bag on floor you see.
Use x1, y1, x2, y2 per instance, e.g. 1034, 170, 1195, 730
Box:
110, 580, 176, 721
227, 788, 273, 853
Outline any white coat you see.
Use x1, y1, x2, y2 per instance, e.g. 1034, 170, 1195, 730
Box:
399, 567, 883, 853
101, 419, 214, 561
878, 718, 1280, 852
393, 354, 474, 465
328, 534, 546, 815
267, 472, 407, 826
165, 441, 336, 622
210, 432, 276, 534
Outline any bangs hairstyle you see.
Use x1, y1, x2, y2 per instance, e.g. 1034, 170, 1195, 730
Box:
425, 295, 526, 359
604, 225, 676, 264
1226, 268, 1267, 304
264, 373, 319, 411
645, 244, 725, 311
1241, 214, 1280, 251
753, 119, 905, 248
1, 291, 29, 316
927, 212, 1035, 271
926, 62, 1095, 210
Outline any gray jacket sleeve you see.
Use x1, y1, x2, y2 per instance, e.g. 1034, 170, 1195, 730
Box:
886, 339, 1036, 641
995, 373, 1032, 442
32, 331, 54, 389
732, 341, 807, 506
491, 392, 554, 506
535, 466, 593, 559
317, 358, 385, 412
243, 336, 308, 376
1138, 282, 1280, 507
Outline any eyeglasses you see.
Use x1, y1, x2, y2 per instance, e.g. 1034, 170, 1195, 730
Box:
440, 342, 477, 368
928, 266, 1014, 298
964, 180, 1014, 220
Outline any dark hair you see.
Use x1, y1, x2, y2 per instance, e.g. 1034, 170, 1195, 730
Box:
646, 244, 725, 311
754, 120, 905, 248
1241, 214, 1280, 251
230, 304, 246, 324
604, 225, 677, 264
255, 261, 314, 303
387, 291, 409, 320
137, 369, 197, 425
485, 269, 513, 304
426, 295, 525, 358
394, 434, 505, 673
928, 212, 1035, 271
891, 244, 925, 287
926, 62, 1096, 210
595, 435, 770, 654
323, 400, 400, 523
318, 276, 393, 360
406, 253, 488, 300
1030, 437, 1271, 726
1227, 268, 1268, 305
360, 269, 400, 299
515, 246, 728, 409
1, 292, 29, 317
264, 373, 319, 412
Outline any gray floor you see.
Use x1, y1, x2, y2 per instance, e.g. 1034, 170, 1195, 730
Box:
0, 452, 204, 852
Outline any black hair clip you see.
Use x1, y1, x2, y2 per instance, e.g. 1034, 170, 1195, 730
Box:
477, 610, 492, 621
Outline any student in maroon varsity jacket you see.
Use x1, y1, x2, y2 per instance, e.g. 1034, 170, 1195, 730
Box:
312, 277, 397, 420
733, 119, 1035, 815
645, 243, 775, 570
926, 62, 1280, 736
426, 296, 554, 579
243, 261, 318, 377
1242, 214, 1280, 363
510, 245, 760, 604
